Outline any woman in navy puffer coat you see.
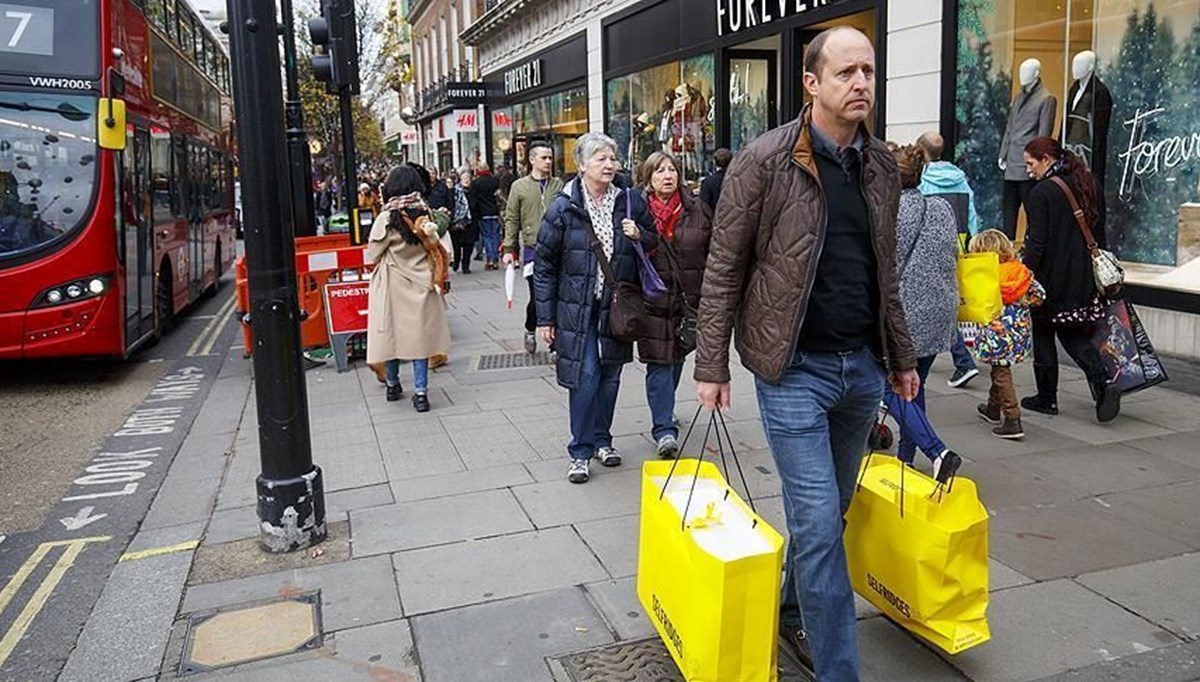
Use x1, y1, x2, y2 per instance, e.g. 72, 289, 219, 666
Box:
535, 132, 656, 484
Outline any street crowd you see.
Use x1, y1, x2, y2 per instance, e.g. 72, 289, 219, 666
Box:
351, 26, 1143, 681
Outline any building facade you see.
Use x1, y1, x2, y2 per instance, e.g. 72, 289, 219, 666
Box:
438, 0, 1200, 355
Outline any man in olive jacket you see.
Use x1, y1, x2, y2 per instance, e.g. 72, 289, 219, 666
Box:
503, 143, 564, 353
695, 28, 918, 681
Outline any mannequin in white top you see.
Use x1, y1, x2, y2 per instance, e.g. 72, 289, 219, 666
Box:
998, 58, 1057, 238
1063, 50, 1113, 185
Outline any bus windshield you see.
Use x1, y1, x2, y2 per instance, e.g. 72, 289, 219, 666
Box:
0, 90, 98, 262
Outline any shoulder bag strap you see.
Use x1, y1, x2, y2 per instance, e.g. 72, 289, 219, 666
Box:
1049, 176, 1099, 253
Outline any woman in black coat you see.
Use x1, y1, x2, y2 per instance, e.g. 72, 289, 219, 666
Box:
1020, 136, 1120, 422
535, 132, 656, 484
636, 151, 712, 459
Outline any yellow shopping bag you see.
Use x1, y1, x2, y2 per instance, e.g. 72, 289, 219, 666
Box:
637, 458, 785, 681
958, 250, 1002, 324
844, 455, 991, 654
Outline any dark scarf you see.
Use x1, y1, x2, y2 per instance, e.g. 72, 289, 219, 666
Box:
649, 191, 683, 242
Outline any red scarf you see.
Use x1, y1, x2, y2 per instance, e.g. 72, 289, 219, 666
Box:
649, 191, 683, 242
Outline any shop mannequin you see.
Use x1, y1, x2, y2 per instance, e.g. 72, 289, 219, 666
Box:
998, 58, 1057, 239
1063, 50, 1113, 185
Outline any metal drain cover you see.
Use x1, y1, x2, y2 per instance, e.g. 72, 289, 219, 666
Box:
476, 350, 555, 371
552, 636, 814, 681
178, 591, 323, 675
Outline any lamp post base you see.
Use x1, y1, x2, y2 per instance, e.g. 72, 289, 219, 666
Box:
256, 466, 327, 553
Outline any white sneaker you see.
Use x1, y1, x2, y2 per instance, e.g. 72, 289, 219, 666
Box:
656, 435, 680, 459
567, 459, 590, 484
596, 447, 622, 467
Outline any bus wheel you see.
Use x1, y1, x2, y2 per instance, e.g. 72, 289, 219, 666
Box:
156, 263, 174, 334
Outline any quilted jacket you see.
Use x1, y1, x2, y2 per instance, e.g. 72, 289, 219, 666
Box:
636, 187, 713, 365
695, 106, 917, 384
534, 179, 657, 389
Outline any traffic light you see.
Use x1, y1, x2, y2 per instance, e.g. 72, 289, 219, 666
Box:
307, 0, 360, 94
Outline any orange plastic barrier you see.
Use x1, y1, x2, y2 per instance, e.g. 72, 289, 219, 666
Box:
237, 234, 371, 356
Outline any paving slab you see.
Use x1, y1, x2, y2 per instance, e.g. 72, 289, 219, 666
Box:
989, 558, 1035, 592
376, 426, 466, 479
313, 439, 389, 492
1121, 431, 1200, 468
391, 463, 534, 502
1107, 393, 1200, 431
931, 422, 1088, 461
858, 617, 966, 681
583, 577, 655, 641
350, 488, 533, 556
1021, 411, 1174, 446
1035, 639, 1200, 682
574, 514, 640, 579
990, 499, 1192, 580
392, 526, 608, 615
943, 579, 1179, 682
60, 550, 194, 682
1077, 553, 1200, 640
1097, 480, 1200, 548
448, 422, 545, 469
1018, 443, 1200, 497
412, 587, 614, 682
511, 467, 642, 528
965, 458, 1093, 513
182, 555, 402, 631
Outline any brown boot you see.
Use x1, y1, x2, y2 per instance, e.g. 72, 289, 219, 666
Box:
976, 402, 1001, 425
992, 417, 1025, 440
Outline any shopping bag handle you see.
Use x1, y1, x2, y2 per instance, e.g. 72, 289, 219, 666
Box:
660, 406, 758, 531
858, 400, 912, 518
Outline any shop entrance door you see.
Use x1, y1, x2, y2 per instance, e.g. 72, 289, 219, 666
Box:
725, 50, 778, 153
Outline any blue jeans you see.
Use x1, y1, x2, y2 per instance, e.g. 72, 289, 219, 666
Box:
894, 355, 942, 463
567, 308, 623, 460
756, 346, 885, 682
645, 361, 684, 441
386, 358, 429, 393
480, 216, 501, 262
950, 329, 977, 372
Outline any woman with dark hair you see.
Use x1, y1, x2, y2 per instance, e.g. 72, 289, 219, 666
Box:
636, 150, 712, 459
366, 166, 451, 413
1020, 136, 1119, 422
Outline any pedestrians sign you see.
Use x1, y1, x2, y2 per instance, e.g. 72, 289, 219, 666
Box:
324, 280, 370, 372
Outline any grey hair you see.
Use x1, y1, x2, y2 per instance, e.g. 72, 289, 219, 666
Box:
574, 132, 619, 168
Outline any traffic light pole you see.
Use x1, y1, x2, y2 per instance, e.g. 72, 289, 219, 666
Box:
338, 88, 359, 243
226, 0, 326, 553
280, 0, 317, 238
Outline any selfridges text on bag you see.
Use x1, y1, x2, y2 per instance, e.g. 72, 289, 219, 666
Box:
1049, 176, 1124, 296
843, 451, 991, 654
637, 408, 785, 681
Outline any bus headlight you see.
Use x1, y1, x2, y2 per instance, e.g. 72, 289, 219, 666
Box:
32, 275, 111, 308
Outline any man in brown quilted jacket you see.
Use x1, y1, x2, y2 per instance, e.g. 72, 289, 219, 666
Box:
695, 27, 918, 681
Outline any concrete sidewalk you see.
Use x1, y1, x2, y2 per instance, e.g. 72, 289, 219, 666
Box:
63, 264, 1200, 682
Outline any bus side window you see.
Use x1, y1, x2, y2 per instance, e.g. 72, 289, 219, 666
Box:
172, 136, 187, 219
150, 131, 173, 225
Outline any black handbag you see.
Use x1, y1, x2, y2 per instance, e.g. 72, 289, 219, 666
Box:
659, 237, 698, 355
583, 219, 646, 343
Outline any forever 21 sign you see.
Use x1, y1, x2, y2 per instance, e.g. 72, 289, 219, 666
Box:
504, 59, 542, 96
717, 0, 840, 37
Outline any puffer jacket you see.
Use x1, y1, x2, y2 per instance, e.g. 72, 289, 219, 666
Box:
534, 179, 657, 389
695, 106, 917, 384
637, 188, 713, 365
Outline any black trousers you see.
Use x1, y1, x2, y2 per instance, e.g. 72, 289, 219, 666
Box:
1002, 180, 1035, 241
525, 275, 537, 333
451, 235, 475, 273
1031, 312, 1109, 401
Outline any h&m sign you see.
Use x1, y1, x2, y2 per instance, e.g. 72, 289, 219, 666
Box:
717, 0, 840, 36
504, 59, 543, 96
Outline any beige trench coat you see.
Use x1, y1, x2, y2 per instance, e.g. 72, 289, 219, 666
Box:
365, 211, 450, 363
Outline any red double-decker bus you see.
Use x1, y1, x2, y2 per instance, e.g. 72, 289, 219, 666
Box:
0, 0, 236, 359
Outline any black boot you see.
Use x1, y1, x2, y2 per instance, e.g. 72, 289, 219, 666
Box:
1020, 395, 1058, 415
1096, 381, 1122, 423
412, 392, 430, 413
386, 383, 403, 402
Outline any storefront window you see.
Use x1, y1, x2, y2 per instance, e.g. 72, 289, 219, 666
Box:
729, 56, 772, 152
955, 0, 1200, 293
496, 85, 588, 178
606, 54, 716, 188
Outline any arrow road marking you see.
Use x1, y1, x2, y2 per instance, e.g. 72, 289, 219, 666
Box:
59, 507, 108, 531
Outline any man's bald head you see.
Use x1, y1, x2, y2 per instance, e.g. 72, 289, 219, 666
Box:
917, 132, 945, 161
803, 26, 872, 79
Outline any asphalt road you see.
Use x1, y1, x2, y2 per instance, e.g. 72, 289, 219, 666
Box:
0, 273, 239, 681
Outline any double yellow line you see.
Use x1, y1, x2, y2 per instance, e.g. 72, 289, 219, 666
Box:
187, 294, 237, 357
0, 536, 110, 668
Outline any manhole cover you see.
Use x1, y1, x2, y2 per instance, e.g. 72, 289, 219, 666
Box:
552, 636, 814, 681
476, 350, 555, 371
178, 591, 323, 675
